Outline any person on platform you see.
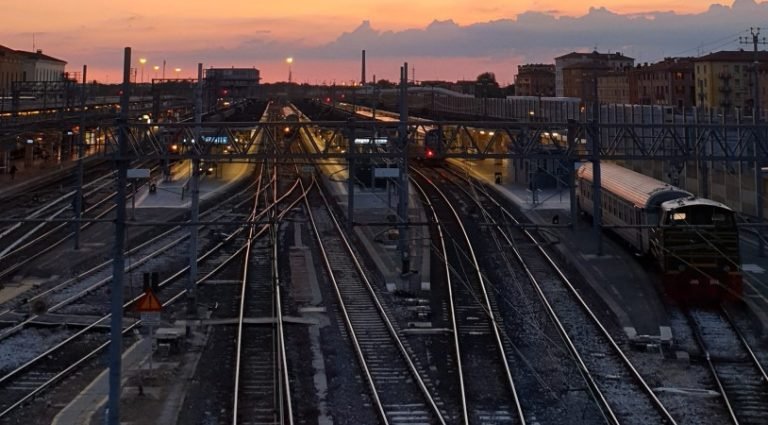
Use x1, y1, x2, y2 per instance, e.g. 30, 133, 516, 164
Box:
9, 164, 17, 180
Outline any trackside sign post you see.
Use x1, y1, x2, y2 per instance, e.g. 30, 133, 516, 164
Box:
135, 289, 162, 370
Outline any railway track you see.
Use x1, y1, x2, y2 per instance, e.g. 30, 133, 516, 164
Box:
232, 161, 301, 425
432, 165, 677, 424
0, 163, 158, 281
303, 174, 447, 424
412, 173, 525, 423
0, 169, 265, 420
686, 308, 768, 425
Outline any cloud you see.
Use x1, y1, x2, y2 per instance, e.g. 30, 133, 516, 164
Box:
5, 1, 766, 83
275, 0, 766, 65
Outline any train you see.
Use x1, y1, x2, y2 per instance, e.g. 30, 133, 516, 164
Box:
281, 112, 300, 140
577, 162, 742, 304
406, 128, 445, 166
332, 103, 447, 165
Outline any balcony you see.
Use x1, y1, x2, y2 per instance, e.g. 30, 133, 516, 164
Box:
718, 72, 732, 80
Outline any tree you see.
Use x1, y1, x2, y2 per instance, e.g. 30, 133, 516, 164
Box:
375, 79, 397, 89
475, 72, 503, 98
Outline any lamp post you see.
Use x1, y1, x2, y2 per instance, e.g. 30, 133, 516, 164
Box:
139, 58, 147, 84
286, 57, 293, 83
174, 67, 182, 79
152, 65, 159, 81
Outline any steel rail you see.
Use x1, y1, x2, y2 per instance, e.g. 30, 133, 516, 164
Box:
431, 167, 620, 425
684, 310, 740, 424
231, 168, 304, 424
452, 166, 679, 424
721, 307, 768, 385
0, 178, 286, 420
410, 177, 470, 424
308, 174, 447, 424
412, 169, 526, 424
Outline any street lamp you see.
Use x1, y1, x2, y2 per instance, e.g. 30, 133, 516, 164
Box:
153, 65, 159, 80
174, 68, 182, 79
139, 58, 147, 84
286, 57, 293, 83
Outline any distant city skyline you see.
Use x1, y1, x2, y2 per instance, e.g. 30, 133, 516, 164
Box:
1, 0, 765, 84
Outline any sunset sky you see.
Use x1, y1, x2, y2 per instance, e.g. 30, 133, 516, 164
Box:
0, 1, 761, 84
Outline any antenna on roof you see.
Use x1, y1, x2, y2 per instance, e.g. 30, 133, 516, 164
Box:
32, 32, 35, 51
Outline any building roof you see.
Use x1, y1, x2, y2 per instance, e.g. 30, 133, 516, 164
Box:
694, 50, 768, 63
562, 62, 612, 71
634, 57, 695, 72
14, 49, 66, 64
0, 45, 19, 57
556, 51, 634, 61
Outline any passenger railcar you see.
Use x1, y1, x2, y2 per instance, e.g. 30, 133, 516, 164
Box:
577, 162, 742, 303
282, 113, 300, 140
409, 128, 445, 165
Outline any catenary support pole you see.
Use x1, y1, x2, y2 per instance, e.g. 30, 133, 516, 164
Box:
347, 119, 355, 232
589, 100, 603, 256
398, 63, 411, 273
188, 63, 203, 317
74, 64, 86, 250
107, 47, 131, 425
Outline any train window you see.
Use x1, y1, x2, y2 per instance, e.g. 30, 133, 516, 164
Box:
712, 213, 726, 222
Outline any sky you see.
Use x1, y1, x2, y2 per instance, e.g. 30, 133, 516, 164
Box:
0, 0, 765, 85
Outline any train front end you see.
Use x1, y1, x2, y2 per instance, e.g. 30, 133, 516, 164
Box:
654, 198, 742, 304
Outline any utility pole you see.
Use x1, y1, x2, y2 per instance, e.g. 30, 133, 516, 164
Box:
398, 63, 411, 274
188, 63, 203, 319
107, 47, 131, 425
740, 27, 767, 257
74, 65, 86, 250
589, 74, 603, 256
740, 27, 766, 121
346, 119, 355, 232
361, 50, 366, 86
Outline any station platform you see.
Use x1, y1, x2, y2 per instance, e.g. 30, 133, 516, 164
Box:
303, 126, 431, 294
0, 155, 101, 201
132, 159, 253, 211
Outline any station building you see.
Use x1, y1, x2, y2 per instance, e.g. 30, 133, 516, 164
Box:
0, 45, 67, 93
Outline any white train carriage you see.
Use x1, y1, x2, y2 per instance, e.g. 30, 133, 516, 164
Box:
577, 162, 692, 253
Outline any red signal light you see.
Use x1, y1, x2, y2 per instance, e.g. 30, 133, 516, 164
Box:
426, 148, 435, 158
